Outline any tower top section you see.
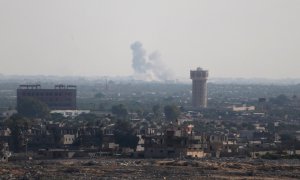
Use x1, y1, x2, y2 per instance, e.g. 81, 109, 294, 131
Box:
190, 67, 208, 80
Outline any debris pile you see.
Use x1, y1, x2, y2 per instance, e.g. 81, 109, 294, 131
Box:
0, 158, 299, 179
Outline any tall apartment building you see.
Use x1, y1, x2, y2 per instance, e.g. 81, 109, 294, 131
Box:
17, 84, 76, 110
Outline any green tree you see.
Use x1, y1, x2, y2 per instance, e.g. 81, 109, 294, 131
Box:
164, 105, 180, 122
179, 106, 185, 112
270, 94, 290, 105
280, 133, 296, 148
50, 113, 66, 121
94, 92, 105, 98
17, 97, 50, 118
114, 120, 139, 149
241, 122, 255, 130
5, 114, 31, 152
152, 104, 161, 118
111, 104, 128, 119
75, 113, 98, 122
136, 108, 144, 118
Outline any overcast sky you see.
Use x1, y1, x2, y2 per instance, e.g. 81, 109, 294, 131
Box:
0, 0, 299, 79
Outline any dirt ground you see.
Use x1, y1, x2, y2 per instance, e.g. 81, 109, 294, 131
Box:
0, 158, 299, 179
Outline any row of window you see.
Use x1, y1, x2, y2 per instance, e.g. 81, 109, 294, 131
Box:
21, 91, 73, 97
40, 98, 73, 102
148, 149, 176, 153
48, 103, 74, 107
64, 138, 75, 142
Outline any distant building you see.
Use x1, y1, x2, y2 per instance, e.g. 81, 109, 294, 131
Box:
144, 126, 208, 158
50, 110, 90, 118
232, 105, 255, 112
61, 134, 76, 145
17, 84, 76, 110
190, 67, 208, 108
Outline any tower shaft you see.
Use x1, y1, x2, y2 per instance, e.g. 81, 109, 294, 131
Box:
190, 67, 208, 108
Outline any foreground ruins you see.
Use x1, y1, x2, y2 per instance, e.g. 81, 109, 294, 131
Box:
0, 158, 299, 179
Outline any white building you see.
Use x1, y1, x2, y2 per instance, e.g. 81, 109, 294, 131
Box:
50, 110, 90, 118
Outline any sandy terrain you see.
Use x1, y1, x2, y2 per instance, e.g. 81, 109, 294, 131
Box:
0, 158, 299, 179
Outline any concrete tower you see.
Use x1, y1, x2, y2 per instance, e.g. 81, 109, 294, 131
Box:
190, 67, 208, 108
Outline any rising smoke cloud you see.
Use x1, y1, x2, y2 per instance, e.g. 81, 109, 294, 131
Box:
130, 41, 173, 81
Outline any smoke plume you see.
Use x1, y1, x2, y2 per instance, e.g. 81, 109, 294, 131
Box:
130, 41, 173, 81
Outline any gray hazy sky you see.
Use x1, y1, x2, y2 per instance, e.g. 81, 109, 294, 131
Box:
0, 0, 300, 78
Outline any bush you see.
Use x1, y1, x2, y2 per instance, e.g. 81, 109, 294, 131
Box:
261, 152, 279, 160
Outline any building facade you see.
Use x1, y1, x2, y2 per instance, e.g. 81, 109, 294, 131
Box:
17, 84, 77, 110
190, 67, 208, 108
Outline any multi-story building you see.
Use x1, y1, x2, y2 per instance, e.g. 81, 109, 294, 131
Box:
144, 126, 208, 158
17, 84, 76, 110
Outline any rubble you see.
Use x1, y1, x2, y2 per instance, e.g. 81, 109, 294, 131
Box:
0, 158, 299, 179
